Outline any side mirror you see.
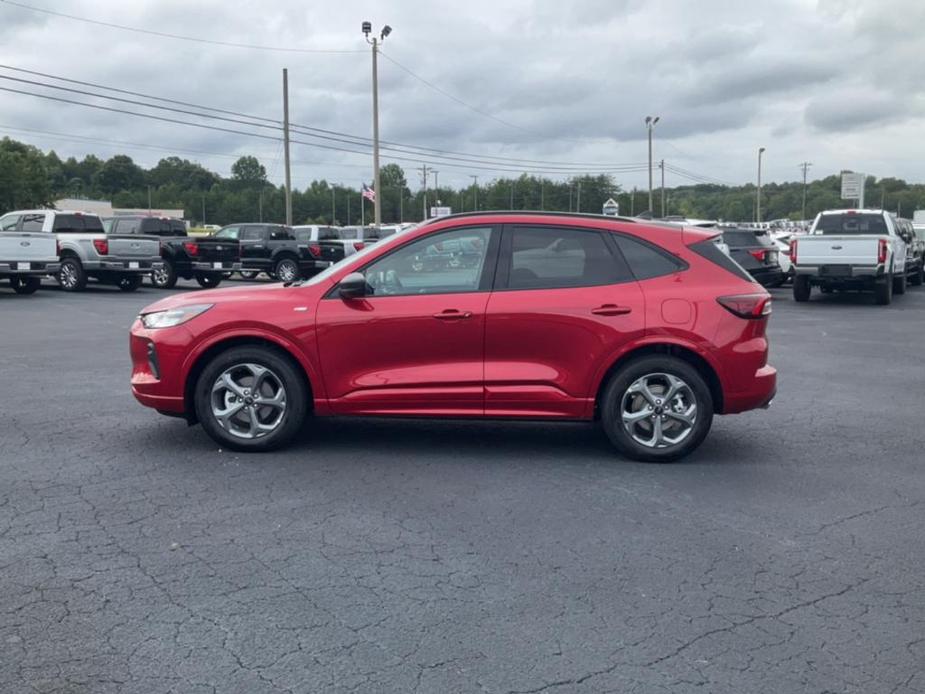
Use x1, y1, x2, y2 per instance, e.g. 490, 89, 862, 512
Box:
338, 272, 367, 299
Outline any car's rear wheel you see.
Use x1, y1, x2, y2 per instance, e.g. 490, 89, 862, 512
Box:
239, 270, 259, 280
118, 274, 143, 292
893, 271, 907, 295
274, 257, 300, 283
911, 262, 924, 287
57, 257, 87, 292
601, 356, 714, 463
875, 273, 893, 305
10, 276, 41, 294
151, 260, 177, 289
195, 347, 308, 451
195, 272, 222, 289
793, 275, 811, 302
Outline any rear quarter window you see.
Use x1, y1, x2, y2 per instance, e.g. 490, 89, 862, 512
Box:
53, 214, 104, 233
612, 234, 686, 280
690, 239, 754, 282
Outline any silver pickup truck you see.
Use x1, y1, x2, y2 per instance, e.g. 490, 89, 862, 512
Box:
0, 230, 60, 294
0, 210, 163, 292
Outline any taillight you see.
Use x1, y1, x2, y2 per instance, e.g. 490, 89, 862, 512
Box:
56, 240, 61, 255
790, 239, 798, 265
183, 241, 199, 256
878, 238, 888, 264
308, 243, 322, 258
92, 239, 108, 255
749, 249, 767, 262
717, 294, 772, 319
353, 242, 365, 251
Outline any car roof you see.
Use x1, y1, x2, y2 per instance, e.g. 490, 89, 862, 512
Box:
818, 209, 888, 215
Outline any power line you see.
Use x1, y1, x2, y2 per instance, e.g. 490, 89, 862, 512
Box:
0, 0, 364, 54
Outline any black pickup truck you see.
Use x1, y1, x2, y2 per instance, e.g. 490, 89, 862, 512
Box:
105, 216, 240, 289
215, 223, 327, 282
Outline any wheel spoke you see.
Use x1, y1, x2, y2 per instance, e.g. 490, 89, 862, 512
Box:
663, 374, 685, 401
665, 406, 695, 426
628, 378, 657, 406
214, 373, 246, 399
255, 389, 286, 410
622, 409, 651, 425
214, 402, 245, 427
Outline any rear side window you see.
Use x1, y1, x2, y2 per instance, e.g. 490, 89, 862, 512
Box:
338, 227, 361, 240
612, 234, 685, 280
268, 226, 292, 241
21, 213, 45, 231
318, 227, 339, 240
53, 214, 104, 233
169, 221, 187, 236
815, 213, 887, 235
241, 227, 263, 240
506, 226, 631, 290
690, 239, 754, 282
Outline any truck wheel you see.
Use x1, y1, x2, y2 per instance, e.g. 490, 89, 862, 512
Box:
793, 275, 811, 302
151, 260, 177, 289
273, 257, 300, 283
10, 276, 41, 294
911, 262, 924, 287
239, 270, 259, 280
893, 271, 907, 295
194, 346, 309, 452
118, 274, 143, 292
195, 272, 222, 289
600, 356, 714, 463
875, 274, 893, 305
57, 257, 87, 292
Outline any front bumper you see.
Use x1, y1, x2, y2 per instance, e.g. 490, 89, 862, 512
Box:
85, 259, 164, 273
0, 261, 60, 275
130, 321, 190, 416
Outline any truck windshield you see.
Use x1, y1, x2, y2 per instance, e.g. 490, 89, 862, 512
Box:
815, 214, 888, 235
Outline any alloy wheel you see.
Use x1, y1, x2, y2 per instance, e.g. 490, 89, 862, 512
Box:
152, 266, 169, 285
620, 373, 698, 449
59, 263, 77, 289
276, 261, 297, 282
210, 363, 288, 440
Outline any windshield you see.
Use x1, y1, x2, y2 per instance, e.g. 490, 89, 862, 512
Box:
301, 223, 421, 286
214, 227, 239, 239
814, 213, 888, 235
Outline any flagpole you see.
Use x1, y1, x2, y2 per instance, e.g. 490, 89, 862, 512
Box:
361, 192, 365, 227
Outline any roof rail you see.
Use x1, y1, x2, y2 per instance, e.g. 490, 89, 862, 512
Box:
419, 210, 640, 226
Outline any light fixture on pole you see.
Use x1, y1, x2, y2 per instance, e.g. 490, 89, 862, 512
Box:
645, 115, 659, 213
756, 146, 766, 223
363, 21, 392, 228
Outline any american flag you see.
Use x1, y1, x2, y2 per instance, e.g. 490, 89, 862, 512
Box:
361, 183, 376, 202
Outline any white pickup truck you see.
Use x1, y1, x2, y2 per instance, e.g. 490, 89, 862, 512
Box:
791, 209, 909, 305
0, 230, 60, 294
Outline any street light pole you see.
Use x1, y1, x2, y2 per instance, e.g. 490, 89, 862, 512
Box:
470, 175, 479, 210
331, 188, 336, 224
756, 147, 766, 223
363, 22, 392, 228
799, 161, 812, 220
660, 159, 665, 217
645, 115, 660, 213
282, 68, 292, 226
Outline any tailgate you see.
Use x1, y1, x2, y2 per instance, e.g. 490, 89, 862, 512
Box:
194, 239, 240, 263
0, 233, 58, 262
798, 235, 880, 266
108, 234, 161, 258
316, 240, 347, 263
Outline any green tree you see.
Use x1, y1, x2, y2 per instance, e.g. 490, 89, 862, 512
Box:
231, 156, 267, 185
94, 155, 146, 195
0, 138, 51, 211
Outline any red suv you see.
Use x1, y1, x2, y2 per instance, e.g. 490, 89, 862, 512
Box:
130, 213, 776, 462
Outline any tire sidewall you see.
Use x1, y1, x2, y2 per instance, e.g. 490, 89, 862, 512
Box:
152, 259, 177, 289
275, 258, 299, 282
601, 356, 714, 463
58, 257, 86, 291
194, 346, 308, 451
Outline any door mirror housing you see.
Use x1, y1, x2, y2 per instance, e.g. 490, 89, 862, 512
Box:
338, 272, 367, 299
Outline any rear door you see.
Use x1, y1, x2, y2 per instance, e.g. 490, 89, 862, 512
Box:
239, 226, 270, 270
484, 224, 646, 418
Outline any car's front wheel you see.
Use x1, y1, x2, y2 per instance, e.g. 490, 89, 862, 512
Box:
10, 276, 41, 294
195, 272, 222, 289
274, 257, 300, 283
793, 275, 811, 302
194, 346, 309, 451
601, 356, 714, 463
151, 260, 177, 289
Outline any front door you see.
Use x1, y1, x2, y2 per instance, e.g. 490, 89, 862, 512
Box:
484, 224, 646, 418
316, 225, 499, 416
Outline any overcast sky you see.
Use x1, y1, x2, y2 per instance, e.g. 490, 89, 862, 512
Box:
1, 0, 923, 192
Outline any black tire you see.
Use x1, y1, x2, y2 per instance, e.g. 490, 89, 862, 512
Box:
10, 276, 41, 294
238, 270, 259, 280
893, 271, 907, 295
793, 275, 811, 302
57, 256, 87, 292
118, 274, 143, 292
151, 260, 178, 289
195, 272, 222, 289
911, 262, 924, 287
875, 273, 893, 305
600, 356, 714, 463
273, 257, 300, 283
194, 346, 309, 452
820, 286, 833, 294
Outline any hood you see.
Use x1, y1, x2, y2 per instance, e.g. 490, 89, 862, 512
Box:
139, 282, 300, 315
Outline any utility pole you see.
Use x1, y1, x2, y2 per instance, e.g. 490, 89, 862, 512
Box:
659, 159, 666, 217
568, 185, 573, 212
432, 170, 439, 198
630, 186, 636, 216
510, 181, 515, 210
540, 180, 545, 210
576, 180, 582, 212
282, 68, 293, 226
418, 164, 430, 218
147, 185, 152, 212
361, 193, 365, 227
258, 189, 263, 222
201, 194, 206, 225
470, 175, 479, 210
799, 162, 812, 220
756, 146, 766, 223
363, 22, 392, 227
331, 188, 336, 224
399, 187, 404, 222
645, 115, 660, 212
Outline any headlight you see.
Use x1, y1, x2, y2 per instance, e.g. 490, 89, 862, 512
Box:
140, 304, 213, 329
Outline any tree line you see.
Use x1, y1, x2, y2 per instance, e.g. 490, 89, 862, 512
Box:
2, 137, 923, 225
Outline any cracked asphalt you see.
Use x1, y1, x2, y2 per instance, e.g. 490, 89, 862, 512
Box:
2, 278, 924, 693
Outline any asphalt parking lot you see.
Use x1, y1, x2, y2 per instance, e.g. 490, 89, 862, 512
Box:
2, 279, 924, 694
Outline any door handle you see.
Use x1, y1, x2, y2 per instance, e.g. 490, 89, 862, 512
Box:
433, 309, 472, 321
591, 304, 632, 316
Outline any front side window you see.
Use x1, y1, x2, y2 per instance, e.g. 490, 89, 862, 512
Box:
506, 226, 630, 290
215, 226, 239, 240
0, 214, 20, 231
21, 214, 45, 232
362, 226, 494, 297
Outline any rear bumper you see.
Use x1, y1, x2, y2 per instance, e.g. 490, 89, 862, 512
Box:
722, 364, 777, 414
85, 259, 164, 273
749, 267, 786, 286
191, 261, 241, 272
0, 261, 60, 275
794, 264, 883, 278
